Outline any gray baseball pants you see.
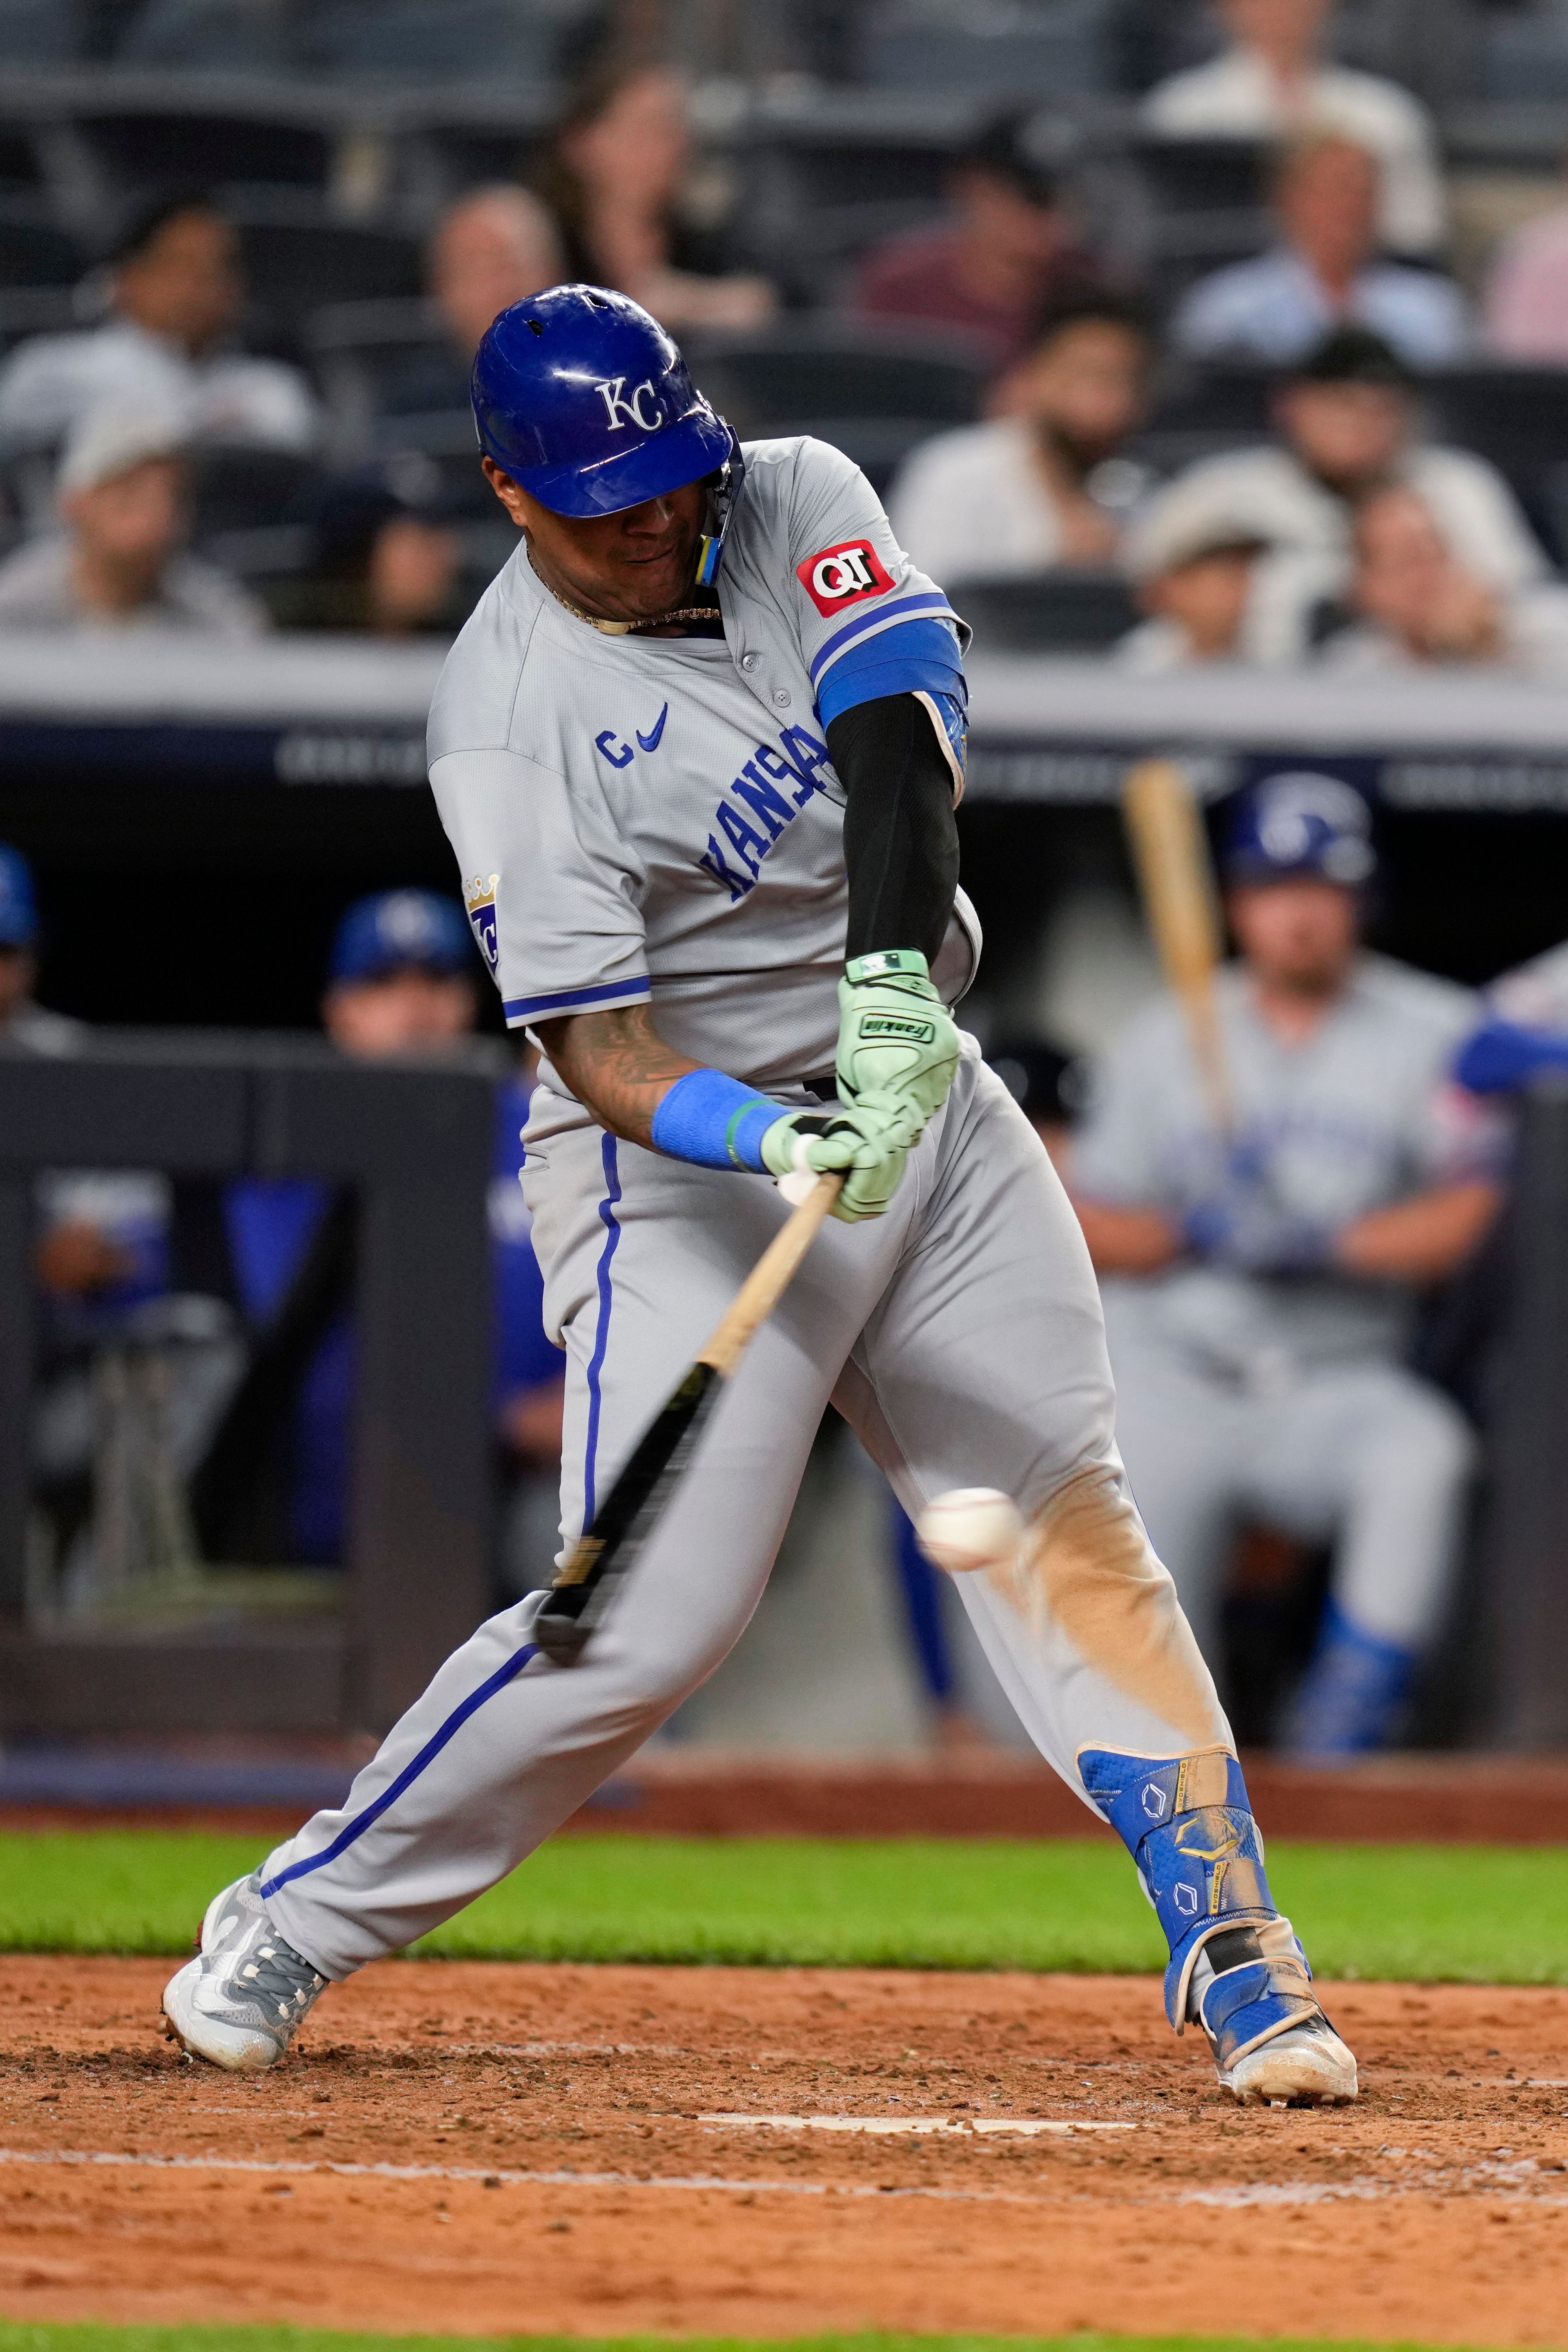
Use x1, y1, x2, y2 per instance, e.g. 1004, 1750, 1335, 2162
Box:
263, 1045, 1229, 1980
1102, 1311, 1475, 1668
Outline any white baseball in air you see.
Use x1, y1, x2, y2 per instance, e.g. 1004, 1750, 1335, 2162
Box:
916, 1487, 1025, 1575
775, 1169, 818, 1207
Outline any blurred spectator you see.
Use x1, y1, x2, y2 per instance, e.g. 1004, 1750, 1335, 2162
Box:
888, 293, 1154, 584
381, 188, 564, 421
1141, 327, 1547, 662
1117, 511, 1270, 670
0, 843, 80, 1057
849, 112, 1104, 374
1070, 773, 1502, 1753
1174, 132, 1468, 368
220, 891, 562, 1579
431, 186, 564, 361
0, 195, 317, 459
274, 466, 462, 637
532, 59, 775, 332
0, 406, 265, 637
1482, 177, 1568, 364
1143, 0, 1446, 257
1322, 484, 1568, 679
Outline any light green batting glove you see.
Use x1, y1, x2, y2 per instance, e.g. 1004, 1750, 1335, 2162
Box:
836, 950, 961, 1128
760, 1094, 920, 1223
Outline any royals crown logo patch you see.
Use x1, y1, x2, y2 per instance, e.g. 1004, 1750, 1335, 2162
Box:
464, 874, 499, 975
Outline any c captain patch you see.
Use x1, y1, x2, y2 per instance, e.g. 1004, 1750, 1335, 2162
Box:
464, 873, 500, 975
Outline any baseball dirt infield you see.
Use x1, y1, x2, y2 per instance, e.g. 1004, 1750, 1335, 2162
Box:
1, 1958, 1564, 2345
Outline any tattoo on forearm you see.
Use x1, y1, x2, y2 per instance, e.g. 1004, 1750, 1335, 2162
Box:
535, 1006, 698, 1145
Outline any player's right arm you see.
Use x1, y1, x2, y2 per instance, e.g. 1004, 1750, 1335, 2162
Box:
533, 1003, 700, 1150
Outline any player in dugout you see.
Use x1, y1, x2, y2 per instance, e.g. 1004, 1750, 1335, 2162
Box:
211, 889, 564, 1589
164, 283, 1360, 2111
1069, 774, 1504, 1755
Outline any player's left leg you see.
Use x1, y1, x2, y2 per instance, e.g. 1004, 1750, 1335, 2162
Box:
837, 1045, 1356, 2106
1256, 1364, 1477, 1755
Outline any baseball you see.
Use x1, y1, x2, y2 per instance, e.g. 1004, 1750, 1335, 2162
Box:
916, 1486, 1025, 1575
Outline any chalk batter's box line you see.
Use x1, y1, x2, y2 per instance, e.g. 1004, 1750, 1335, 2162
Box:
3, 2146, 1551, 2215
701, 2113, 1137, 2137
0, 2145, 1071, 2207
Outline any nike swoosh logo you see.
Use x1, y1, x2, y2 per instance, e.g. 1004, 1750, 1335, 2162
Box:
636, 702, 669, 753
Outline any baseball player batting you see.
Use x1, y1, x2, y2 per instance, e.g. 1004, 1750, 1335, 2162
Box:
163, 284, 1357, 2109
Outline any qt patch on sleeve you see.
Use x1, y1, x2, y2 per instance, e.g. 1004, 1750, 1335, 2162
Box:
797, 538, 895, 616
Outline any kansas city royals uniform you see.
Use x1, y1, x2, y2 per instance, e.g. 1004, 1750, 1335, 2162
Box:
1074, 951, 1496, 1689
253, 430, 1236, 1977
167, 290, 1356, 2106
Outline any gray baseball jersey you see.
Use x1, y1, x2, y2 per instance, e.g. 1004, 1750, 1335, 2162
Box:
1074, 952, 1498, 1379
257, 437, 1235, 1980
1073, 953, 1494, 1665
430, 434, 980, 1095
1486, 937, 1568, 1028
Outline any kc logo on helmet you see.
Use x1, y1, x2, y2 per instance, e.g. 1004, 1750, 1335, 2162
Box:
596, 377, 663, 431
797, 538, 895, 616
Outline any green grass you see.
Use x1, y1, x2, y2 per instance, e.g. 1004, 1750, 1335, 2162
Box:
0, 2330, 1532, 2352
3, 1829, 1567, 1983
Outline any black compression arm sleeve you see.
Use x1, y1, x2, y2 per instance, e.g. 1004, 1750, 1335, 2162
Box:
828, 693, 960, 968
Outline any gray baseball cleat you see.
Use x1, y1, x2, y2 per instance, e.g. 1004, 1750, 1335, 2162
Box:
162, 1871, 329, 2072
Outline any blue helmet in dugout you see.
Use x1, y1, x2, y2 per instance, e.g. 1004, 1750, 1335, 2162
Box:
1222, 772, 1377, 891
471, 283, 740, 580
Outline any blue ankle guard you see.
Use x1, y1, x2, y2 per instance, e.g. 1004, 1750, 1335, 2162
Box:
1079, 1747, 1282, 2030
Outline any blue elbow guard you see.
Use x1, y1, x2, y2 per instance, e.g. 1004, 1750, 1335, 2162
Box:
1455, 1019, 1568, 1096
1079, 1747, 1283, 2029
650, 1067, 780, 1172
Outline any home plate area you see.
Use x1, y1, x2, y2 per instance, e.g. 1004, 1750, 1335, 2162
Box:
2, 1958, 1567, 2344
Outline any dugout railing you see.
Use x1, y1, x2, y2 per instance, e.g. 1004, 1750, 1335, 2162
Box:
0, 1032, 495, 1737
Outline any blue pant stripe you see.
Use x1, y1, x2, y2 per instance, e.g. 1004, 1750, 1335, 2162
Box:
581, 1134, 622, 1527
258, 1641, 539, 1900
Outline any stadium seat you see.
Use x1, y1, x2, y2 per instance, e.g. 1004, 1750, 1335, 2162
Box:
736, 97, 985, 300
0, 212, 83, 290
860, 0, 1112, 96
70, 110, 335, 202
230, 202, 424, 339
949, 568, 1140, 652
0, 0, 87, 65
684, 321, 987, 494
0, 120, 47, 200
1130, 361, 1274, 477
116, 0, 290, 72
1424, 365, 1568, 567
1481, 13, 1568, 102
188, 447, 322, 541
1124, 134, 1274, 310
306, 298, 479, 463
296, 0, 580, 83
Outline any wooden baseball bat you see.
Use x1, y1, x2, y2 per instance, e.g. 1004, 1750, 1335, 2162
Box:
531, 1171, 844, 1666
1121, 757, 1233, 1134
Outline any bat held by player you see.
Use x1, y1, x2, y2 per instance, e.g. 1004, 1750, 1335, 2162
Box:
531, 1171, 844, 1666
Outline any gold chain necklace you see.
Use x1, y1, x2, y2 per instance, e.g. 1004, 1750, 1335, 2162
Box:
531, 553, 719, 637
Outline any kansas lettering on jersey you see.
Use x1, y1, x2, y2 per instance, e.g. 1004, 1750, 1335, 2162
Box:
426, 435, 980, 1094
697, 724, 835, 902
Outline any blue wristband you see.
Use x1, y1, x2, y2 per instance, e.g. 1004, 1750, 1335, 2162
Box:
650, 1067, 780, 1172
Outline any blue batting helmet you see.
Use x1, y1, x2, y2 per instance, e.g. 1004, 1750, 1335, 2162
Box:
471, 283, 736, 520
0, 842, 38, 947
330, 891, 473, 985
1222, 773, 1376, 889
